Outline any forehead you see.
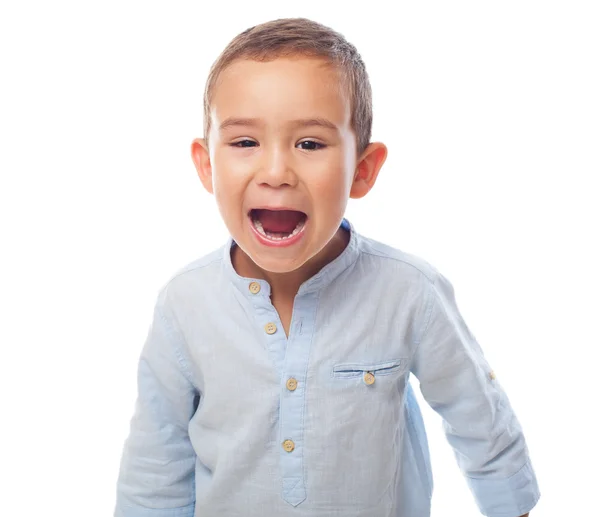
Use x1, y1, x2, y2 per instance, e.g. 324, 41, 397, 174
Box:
210, 57, 351, 130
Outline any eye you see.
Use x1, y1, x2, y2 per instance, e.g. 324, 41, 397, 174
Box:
297, 140, 325, 151
231, 139, 258, 148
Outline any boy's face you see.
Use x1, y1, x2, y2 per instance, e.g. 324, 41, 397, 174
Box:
192, 57, 386, 275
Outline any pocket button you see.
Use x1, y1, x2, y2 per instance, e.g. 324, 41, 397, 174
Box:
363, 371, 375, 385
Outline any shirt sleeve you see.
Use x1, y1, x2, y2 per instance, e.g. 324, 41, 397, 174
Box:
410, 271, 540, 517
114, 292, 198, 517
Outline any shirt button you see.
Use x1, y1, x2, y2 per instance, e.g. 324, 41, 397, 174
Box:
363, 372, 375, 385
264, 322, 277, 335
286, 378, 298, 391
489, 371, 496, 380
248, 281, 261, 294
282, 439, 295, 452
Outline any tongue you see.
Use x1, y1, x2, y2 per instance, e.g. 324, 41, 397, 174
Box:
256, 209, 304, 234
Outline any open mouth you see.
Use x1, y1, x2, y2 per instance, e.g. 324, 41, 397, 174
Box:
248, 208, 308, 241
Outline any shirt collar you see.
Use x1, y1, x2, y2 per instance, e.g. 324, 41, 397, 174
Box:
221, 217, 360, 298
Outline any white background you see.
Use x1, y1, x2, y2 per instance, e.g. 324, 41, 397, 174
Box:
1, 1, 598, 515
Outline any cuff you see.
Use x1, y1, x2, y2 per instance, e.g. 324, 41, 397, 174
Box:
466, 459, 540, 517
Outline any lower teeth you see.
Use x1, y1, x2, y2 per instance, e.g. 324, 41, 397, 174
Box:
252, 218, 305, 240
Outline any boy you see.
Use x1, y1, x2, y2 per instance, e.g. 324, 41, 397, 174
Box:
115, 18, 539, 517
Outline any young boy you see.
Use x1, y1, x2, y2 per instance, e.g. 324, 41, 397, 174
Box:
115, 18, 539, 517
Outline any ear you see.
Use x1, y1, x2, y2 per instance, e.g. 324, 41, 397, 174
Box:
191, 138, 213, 194
349, 142, 387, 199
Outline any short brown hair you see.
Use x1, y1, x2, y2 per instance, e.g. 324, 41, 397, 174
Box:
203, 18, 373, 155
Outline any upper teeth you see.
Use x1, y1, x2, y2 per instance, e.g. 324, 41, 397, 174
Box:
252, 217, 306, 240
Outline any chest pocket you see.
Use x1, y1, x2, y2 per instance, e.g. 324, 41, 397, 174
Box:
332, 358, 409, 383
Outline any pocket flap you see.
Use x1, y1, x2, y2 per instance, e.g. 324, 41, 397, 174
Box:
332, 358, 408, 378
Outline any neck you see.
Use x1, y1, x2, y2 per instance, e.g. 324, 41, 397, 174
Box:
232, 226, 350, 301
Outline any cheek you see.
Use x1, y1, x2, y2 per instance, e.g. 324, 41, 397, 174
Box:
310, 159, 354, 201
211, 172, 238, 213
213, 147, 256, 179
211, 156, 242, 195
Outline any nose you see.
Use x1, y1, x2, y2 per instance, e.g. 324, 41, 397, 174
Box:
254, 145, 298, 188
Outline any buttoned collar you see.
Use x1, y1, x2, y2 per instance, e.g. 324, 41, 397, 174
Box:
221, 218, 360, 298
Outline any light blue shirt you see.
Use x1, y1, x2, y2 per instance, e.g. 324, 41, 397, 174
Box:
115, 219, 539, 517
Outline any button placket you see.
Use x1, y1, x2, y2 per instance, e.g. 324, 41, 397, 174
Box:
246, 279, 287, 373
246, 280, 310, 506
278, 295, 318, 507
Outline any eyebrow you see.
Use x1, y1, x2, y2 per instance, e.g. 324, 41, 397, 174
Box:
218, 117, 339, 132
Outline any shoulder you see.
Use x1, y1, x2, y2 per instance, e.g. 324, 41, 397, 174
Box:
354, 234, 460, 320
155, 244, 226, 307
356, 233, 440, 287
171, 246, 224, 280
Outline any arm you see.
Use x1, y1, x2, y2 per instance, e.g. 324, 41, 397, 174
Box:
114, 292, 198, 517
410, 271, 540, 517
